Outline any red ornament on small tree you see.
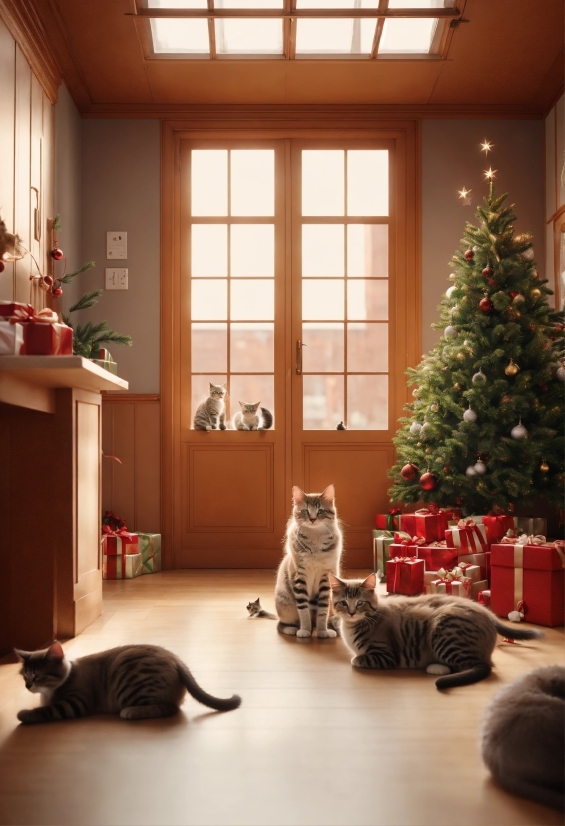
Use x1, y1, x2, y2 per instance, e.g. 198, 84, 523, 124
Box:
479, 296, 494, 313
464, 249, 474, 261
400, 462, 418, 481
51, 248, 64, 261
419, 471, 439, 491
482, 266, 493, 278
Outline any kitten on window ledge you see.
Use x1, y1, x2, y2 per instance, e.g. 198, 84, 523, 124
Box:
233, 401, 273, 431
193, 382, 227, 431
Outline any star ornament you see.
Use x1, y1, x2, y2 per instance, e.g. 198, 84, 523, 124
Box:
484, 167, 497, 180
458, 187, 472, 206
480, 140, 494, 155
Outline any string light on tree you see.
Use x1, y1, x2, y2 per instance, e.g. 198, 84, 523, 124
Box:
539, 460, 549, 473
458, 187, 472, 206
480, 140, 494, 155
484, 168, 497, 180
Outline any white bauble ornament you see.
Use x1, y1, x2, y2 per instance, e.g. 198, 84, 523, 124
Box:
420, 422, 431, 439
463, 407, 477, 423
446, 286, 456, 298
512, 293, 525, 304
472, 369, 487, 384
556, 366, 565, 382
466, 465, 477, 477
473, 461, 487, 476
444, 325, 457, 339
520, 247, 534, 261
409, 421, 422, 435
511, 421, 528, 440
448, 273, 457, 281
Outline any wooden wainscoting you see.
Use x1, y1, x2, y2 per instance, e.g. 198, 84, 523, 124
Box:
101, 393, 162, 551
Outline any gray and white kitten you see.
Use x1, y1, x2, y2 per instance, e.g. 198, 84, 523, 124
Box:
194, 382, 227, 431
15, 641, 241, 723
329, 573, 544, 689
233, 401, 273, 431
275, 485, 342, 639
481, 665, 564, 811
246, 598, 276, 619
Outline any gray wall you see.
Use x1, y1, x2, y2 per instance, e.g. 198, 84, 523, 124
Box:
81, 120, 161, 393
421, 119, 544, 354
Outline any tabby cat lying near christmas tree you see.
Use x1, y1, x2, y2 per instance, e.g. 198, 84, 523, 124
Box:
329, 573, 543, 689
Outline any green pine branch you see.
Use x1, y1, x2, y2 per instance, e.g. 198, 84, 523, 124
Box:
68, 290, 103, 313
61, 261, 95, 284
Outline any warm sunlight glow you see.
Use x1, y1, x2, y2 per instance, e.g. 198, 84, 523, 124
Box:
230, 225, 274, 277
151, 18, 209, 54
192, 150, 227, 215
191, 225, 228, 276
302, 225, 344, 277
231, 279, 274, 319
215, 19, 283, 53
347, 150, 388, 215
231, 150, 274, 216
379, 17, 437, 53
302, 151, 344, 216
295, 18, 376, 55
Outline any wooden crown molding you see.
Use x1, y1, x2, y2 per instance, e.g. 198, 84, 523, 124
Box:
102, 393, 161, 404
0, 0, 61, 104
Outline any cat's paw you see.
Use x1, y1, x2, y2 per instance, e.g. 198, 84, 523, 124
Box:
317, 628, 337, 639
281, 625, 298, 636
17, 709, 38, 724
219, 424, 226, 430
426, 663, 451, 676
296, 629, 311, 638
205, 426, 212, 431
351, 656, 370, 668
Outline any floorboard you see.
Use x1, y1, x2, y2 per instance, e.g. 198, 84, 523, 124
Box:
0, 570, 563, 826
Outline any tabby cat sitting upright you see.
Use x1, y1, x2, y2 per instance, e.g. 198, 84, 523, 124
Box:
15, 642, 241, 723
329, 573, 544, 689
275, 485, 342, 638
193, 382, 227, 431
233, 401, 273, 431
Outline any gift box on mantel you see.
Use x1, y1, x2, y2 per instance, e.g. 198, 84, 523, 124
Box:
386, 556, 425, 596
2, 303, 73, 355
137, 533, 162, 575
490, 537, 565, 627
103, 552, 143, 580
375, 509, 402, 531
445, 519, 488, 555
399, 506, 461, 544
102, 525, 139, 556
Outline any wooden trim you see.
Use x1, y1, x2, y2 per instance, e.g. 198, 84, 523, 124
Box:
131, 6, 461, 19
547, 203, 565, 225
0, 0, 61, 104
102, 393, 161, 404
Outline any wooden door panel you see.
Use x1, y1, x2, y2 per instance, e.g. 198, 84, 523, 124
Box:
76, 400, 101, 580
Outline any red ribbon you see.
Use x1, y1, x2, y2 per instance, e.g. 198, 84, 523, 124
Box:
9, 306, 58, 324
391, 556, 417, 594
400, 536, 426, 546
457, 518, 477, 529
388, 507, 402, 515
415, 504, 439, 515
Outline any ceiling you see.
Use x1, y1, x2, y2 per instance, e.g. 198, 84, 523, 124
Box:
35, 0, 564, 115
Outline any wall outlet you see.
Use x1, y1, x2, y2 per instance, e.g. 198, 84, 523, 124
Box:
107, 231, 127, 259
105, 268, 128, 290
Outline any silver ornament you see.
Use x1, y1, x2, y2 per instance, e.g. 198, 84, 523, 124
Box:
446, 286, 456, 298
444, 325, 457, 339
473, 461, 487, 475
409, 421, 422, 435
472, 369, 487, 384
521, 247, 534, 261
463, 407, 477, 423
420, 422, 431, 438
512, 293, 525, 304
448, 273, 457, 281
511, 421, 528, 440
466, 465, 477, 477
556, 366, 565, 382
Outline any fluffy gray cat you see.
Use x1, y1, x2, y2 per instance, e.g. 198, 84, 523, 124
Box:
15, 642, 241, 723
275, 485, 342, 638
193, 382, 227, 431
482, 665, 564, 811
329, 573, 544, 689
233, 401, 273, 431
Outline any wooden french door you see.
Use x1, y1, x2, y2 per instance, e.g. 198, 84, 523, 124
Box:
170, 127, 418, 568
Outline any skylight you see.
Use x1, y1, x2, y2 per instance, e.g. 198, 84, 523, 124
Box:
141, 0, 456, 60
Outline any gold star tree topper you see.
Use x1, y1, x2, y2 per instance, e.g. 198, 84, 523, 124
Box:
484, 168, 497, 180
480, 140, 493, 155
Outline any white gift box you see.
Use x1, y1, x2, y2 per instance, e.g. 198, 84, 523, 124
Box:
0, 320, 23, 355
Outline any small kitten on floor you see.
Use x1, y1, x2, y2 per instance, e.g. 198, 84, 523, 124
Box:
194, 382, 227, 431
275, 485, 342, 639
15, 642, 241, 723
233, 401, 273, 431
329, 572, 544, 689
482, 665, 564, 811
246, 598, 276, 619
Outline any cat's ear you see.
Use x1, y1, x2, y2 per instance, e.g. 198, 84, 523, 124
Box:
292, 486, 306, 505
46, 641, 65, 661
238, 401, 244, 408
221, 383, 227, 390
253, 401, 261, 410
361, 573, 377, 591
328, 573, 345, 591
14, 648, 32, 662
254, 598, 260, 604
321, 484, 335, 503
209, 382, 214, 389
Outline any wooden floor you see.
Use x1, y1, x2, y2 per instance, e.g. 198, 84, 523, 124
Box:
0, 570, 563, 826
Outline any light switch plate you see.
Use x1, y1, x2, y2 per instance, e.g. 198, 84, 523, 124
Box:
107, 231, 127, 259
105, 268, 128, 290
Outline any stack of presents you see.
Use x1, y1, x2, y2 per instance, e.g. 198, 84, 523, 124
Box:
374, 506, 564, 627
101, 511, 161, 580
0, 300, 73, 355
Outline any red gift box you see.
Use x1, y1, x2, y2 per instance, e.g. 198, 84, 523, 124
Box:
102, 527, 139, 556
482, 514, 515, 543
445, 519, 489, 554
375, 509, 402, 531
477, 589, 491, 607
458, 552, 491, 583
415, 544, 458, 571
386, 556, 425, 596
7, 304, 73, 355
490, 541, 565, 627
0, 301, 34, 317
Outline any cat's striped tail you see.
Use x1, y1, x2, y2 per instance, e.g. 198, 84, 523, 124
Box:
491, 619, 545, 642
261, 408, 273, 429
177, 662, 241, 711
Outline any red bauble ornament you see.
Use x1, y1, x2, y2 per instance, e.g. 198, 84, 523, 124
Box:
53, 287, 63, 296
488, 279, 497, 287
464, 249, 474, 261
442, 465, 449, 473
400, 462, 418, 481
555, 324, 563, 332
419, 471, 439, 491
533, 270, 539, 279
43, 275, 54, 287
509, 291, 518, 299
51, 248, 64, 260
482, 266, 493, 278
479, 296, 494, 313
0, 260, 5, 273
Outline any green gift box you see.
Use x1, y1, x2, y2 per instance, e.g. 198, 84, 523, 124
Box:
372, 530, 395, 581
91, 358, 118, 375
137, 533, 162, 574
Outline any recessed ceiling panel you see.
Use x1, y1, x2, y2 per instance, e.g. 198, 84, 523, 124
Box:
296, 19, 376, 55
215, 19, 283, 53
151, 19, 210, 53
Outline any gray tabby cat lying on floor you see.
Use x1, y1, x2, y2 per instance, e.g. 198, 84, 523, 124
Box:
329, 573, 544, 689
275, 485, 342, 638
482, 665, 564, 811
233, 401, 273, 431
15, 642, 241, 723
246, 598, 276, 619
193, 382, 227, 430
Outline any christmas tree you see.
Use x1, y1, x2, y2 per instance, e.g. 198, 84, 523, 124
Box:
389, 168, 565, 514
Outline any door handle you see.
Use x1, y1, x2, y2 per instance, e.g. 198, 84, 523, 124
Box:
296, 340, 306, 375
